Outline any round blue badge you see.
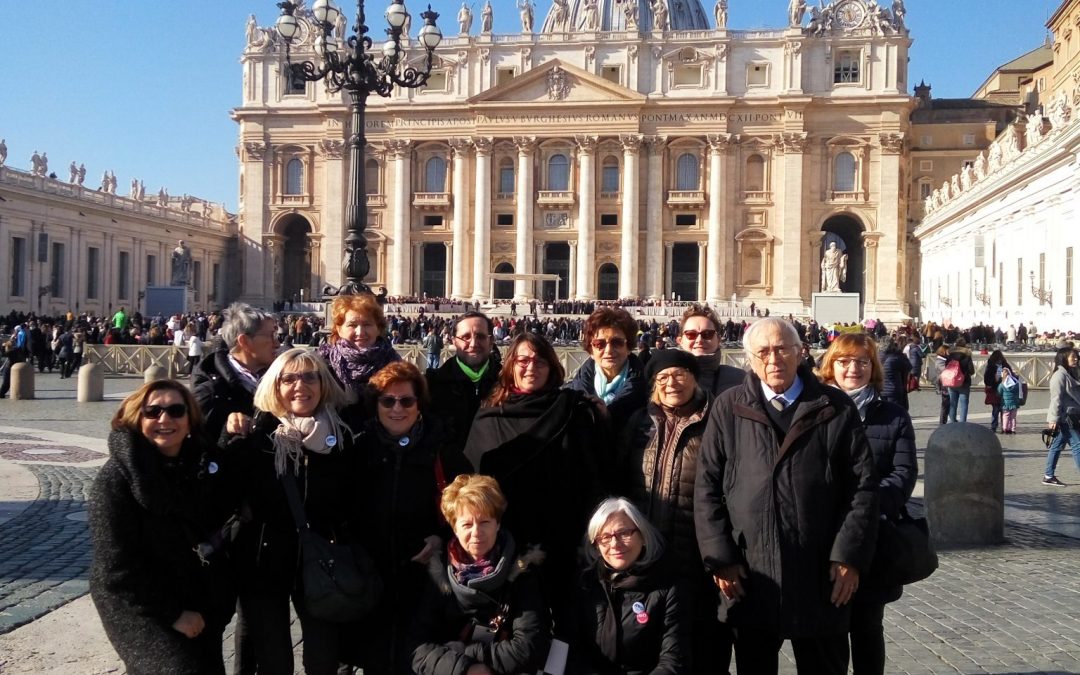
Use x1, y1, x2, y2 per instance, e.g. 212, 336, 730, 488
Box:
325, 435, 337, 447
208, 461, 219, 475
632, 601, 645, 614
399, 436, 410, 447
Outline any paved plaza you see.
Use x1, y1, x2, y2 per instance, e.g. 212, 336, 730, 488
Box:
1, 373, 1079, 674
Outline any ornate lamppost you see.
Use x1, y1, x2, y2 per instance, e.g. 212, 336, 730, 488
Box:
275, 0, 442, 297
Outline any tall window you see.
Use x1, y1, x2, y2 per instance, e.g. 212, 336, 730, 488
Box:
285, 159, 303, 195
974, 235, 985, 268
193, 261, 202, 301
998, 262, 1004, 306
1067, 247, 1074, 305
424, 156, 447, 192
745, 155, 765, 191
87, 247, 100, 300
1039, 253, 1047, 305
919, 181, 932, 200
1017, 258, 1023, 306
675, 153, 699, 190
547, 154, 569, 191
118, 252, 130, 300
365, 159, 380, 195
10, 237, 26, 297
834, 51, 860, 84
833, 152, 856, 192
498, 158, 515, 194
51, 242, 65, 297
147, 254, 157, 286
601, 156, 620, 193
212, 263, 222, 302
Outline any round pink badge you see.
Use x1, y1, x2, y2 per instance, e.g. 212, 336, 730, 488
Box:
635, 612, 649, 624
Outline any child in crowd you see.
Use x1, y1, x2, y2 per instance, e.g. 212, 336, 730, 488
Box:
998, 367, 1022, 434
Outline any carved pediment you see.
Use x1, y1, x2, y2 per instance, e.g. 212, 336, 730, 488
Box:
468, 59, 646, 105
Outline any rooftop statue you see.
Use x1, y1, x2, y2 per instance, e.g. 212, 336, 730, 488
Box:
481, 0, 493, 33
457, 2, 473, 34
715, 0, 728, 28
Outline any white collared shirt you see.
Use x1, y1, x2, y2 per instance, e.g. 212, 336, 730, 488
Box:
760, 375, 804, 409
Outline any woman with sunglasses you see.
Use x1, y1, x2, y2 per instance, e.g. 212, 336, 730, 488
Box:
562, 498, 687, 675
566, 307, 647, 429
465, 332, 608, 611
817, 334, 917, 675
318, 293, 400, 400
347, 361, 470, 675
223, 348, 364, 675
675, 304, 745, 399
89, 380, 237, 674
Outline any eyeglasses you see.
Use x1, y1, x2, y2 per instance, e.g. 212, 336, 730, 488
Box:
454, 333, 490, 343
682, 329, 717, 341
377, 395, 418, 409
595, 527, 639, 548
591, 337, 627, 352
515, 356, 550, 369
249, 331, 276, 340
280, 371, 319, 385
835, 357, 872, 370
143, 403, 188, 419
655, 368, 691, 385
750, 345, 798, 362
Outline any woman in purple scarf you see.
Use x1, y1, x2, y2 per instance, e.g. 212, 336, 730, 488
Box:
318, 294, 400, 399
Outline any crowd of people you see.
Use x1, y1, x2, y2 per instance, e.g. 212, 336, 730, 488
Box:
78, 295, 943, 675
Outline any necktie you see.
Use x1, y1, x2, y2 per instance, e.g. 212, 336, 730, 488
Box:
771, 398, 787, 412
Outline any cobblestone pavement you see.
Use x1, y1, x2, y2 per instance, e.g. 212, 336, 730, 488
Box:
1, 376, 1080, 673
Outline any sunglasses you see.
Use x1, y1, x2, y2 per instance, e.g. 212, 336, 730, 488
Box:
280, 371, 319, 385
143, 403, 188, 419
378, 395, 418, 409
591, 337, 627, 351
682, 329, 717, 341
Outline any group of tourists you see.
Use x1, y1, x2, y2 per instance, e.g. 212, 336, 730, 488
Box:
86, 296, 923, 675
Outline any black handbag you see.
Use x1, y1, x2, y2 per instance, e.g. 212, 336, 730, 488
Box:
866, 506, 938, 589
282, 472, 383, 623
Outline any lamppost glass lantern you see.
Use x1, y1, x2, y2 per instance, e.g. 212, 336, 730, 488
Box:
275, 4, 300, 40
312, 0, 341, 27
386, 0, 408, 29
418, 8, 443, 50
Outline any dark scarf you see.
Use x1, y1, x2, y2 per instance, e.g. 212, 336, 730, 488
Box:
449, 536, 504, 585
464, 388, 582, 472
318, 336, 399, 392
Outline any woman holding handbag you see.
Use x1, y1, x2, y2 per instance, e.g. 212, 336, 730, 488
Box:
817, 334, 918, 675
223, 348, 365, 675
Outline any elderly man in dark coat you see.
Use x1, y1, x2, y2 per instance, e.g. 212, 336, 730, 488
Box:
694, 317, 878, 675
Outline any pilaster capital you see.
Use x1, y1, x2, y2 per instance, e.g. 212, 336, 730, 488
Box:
862, 231, 883, 249
697, 240, 707, 249
366, 142, 387, 162
472, 137, 494, 154
244, 141, 269, 161
619, 134, 643, 153
707, 133, 737, 154
665, 241, 675, 250
513, 136, 537, 154
575, 134, 599, 154
644, 135, 668, 156
878, 132, 906, 155
449, 137, 473, 157
773, 132, 809, 154
386, 139, 414, 158
319, 138, 345, 158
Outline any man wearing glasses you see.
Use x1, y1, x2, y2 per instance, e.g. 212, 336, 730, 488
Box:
426, 311, 501, 454
694, 317, 878, 675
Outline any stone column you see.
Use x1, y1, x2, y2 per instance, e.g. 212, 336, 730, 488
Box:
535, 242, 545, 299
863, 233, 881, 305
872, 133, 906, 315
320, 140, 347, 291
576, 135, 598, 300
775, 133, 807, 303
664, 242, 674, 299
513, 136, 536, 300
706, 134, 734, 303
472, 138, 493, 300
697, 241, 708, 301
388, 139, 413, 295
413, 242, 424, 295
449, 138, 472, 299
239, 141, 269, 304
644, 136, 667, 300
568, 241, 578, 299
619, 134, 642, 299
444, 240, 454, 297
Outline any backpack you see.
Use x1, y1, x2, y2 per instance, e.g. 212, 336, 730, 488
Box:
939, 360, 964, 388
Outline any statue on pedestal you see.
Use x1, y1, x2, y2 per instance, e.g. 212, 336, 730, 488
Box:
820, 241, 848, 293
171, 240, 193, 288
651, 0, 669, 30
457, 2, 473, 34
69, 161, 78, 183
788, 0, 807, 26
0, 138, 7, 166
77, 163, 86, 185
715, 0, 728, 28
517, 0, 534, 33
481, 0, 493, 33
551, 0, 569, 30
580, 0, 599, 30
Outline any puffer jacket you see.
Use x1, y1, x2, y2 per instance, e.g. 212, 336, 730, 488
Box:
409, 533, 551, 675
563, 555, 688, 675
694, 368, 879, 637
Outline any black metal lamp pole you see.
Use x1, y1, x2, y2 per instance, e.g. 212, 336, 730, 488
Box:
275, 0, 442, 297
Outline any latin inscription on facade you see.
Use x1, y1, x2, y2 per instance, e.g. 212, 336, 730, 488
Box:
363, 109, 804, 131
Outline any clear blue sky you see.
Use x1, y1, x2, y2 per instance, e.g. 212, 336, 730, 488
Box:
0, 0, 1060, 212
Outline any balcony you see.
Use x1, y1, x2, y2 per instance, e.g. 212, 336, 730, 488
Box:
366, 194, 386, 208
598, 191, 621, 202
412, 192, 451, 210
666, 190, 706, 207
827, 190, 866, 203
537, 191, 575, 208
494, 192, 516, 203
279, 194, 309, 206
741, 190, 772, 203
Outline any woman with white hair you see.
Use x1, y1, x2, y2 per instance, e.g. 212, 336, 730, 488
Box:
561, 498, 688, 675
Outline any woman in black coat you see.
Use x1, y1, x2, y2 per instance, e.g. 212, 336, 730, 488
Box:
410, 474, 551, 675
818, 334, 918, 675
222, 348, 364, 675
565, 306, 648, 429
464, 332, 609, 603
563, 498, 688, 675
89, 380, 237, 675
879, 338, 912, 411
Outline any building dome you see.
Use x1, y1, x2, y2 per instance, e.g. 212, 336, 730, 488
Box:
540, 0, 711, 33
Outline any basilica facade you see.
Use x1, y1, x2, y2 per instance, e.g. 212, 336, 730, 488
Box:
235, 0, 914, 318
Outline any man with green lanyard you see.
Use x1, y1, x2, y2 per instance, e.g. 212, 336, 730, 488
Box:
426, 311, 501, 456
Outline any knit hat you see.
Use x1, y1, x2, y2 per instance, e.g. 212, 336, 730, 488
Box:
645, 349, 700, 383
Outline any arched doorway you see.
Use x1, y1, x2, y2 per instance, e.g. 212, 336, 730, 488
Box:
598, 263, 619, 300
280, 215, 312, 303
820, 215, 865, 298
421, 243, 446, 297
671, 243, 699, 301
493, 262, 514, 299
542, 242, 570, 300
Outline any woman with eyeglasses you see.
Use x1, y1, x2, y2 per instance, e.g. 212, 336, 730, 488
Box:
566, 307, 648, 429
223, 347, 365, 674
410, 474, 551, 675
675, 304, 745, 399
89, 380, 237, 675
817, 334, 917, 675
465, 332, 608, 609
619, 349, 731, 675
562, 497, 687, 675
346, 361, 470, 675
318, 293, 401, 400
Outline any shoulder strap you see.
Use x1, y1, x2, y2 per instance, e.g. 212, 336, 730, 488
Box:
280, 473, 309, 531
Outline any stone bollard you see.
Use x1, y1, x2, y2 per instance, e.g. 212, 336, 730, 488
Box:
144, 365, 169, 383
77, 363, 104, 402
10, 362, 34, 400
924, 422, 1004, 547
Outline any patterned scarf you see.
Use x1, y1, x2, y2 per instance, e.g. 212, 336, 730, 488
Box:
318, 336, 400, 393
272, 410, 338, 477
449, 537, 502, 585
